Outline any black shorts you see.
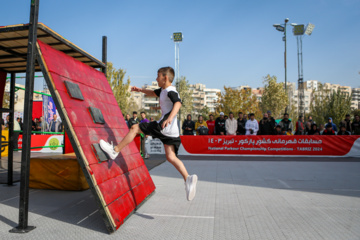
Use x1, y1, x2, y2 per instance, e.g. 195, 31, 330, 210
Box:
139, 120, 181, 155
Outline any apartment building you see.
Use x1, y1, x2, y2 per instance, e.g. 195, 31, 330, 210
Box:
204, 88, 221, 113
305, 80, 320, 91
352, 88, 360, 110
188, 83, 221, 115
290, 89, 312, 113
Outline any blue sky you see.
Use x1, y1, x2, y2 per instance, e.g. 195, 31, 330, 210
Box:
2, 0, 360, 91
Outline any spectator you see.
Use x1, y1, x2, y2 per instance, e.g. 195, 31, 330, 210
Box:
352, 115, 360, 135
337, 124, 351, 135
304, 121, 312, 135
140, 112, 150, 159
245, 113, 258, 135
243, 114, 248, 121
215, 112, 226, 135
319, 124, 325, 135
36, 117, 42, 132
340, 114, 352, 133
49, 114, 61, 132
13, 117, 21, 131
236, 112, 246, 135
1, 117, 5, 130
225, 112, 237, 135
278, 113, 293, 133
128, 111, 139, 128
258, 113, 274, 135
32, 118, 38, 131
327, 117, 338, 132
322, 123, 335, 135
274, 125, 282, 135
150, 117, 155, 122
195, 115, 208, 135
295, 116, 305, 135
308, 123, 320, 135
306, 116, 314, 133
140, 112, 149, 123
5, 115, 10, 129
182, 114, 195, 135
266, 110, 276, 130
125, 114, 131, 129
17, 117, 23, 130
40, 116, 48, 132
281, 127, 287, 135
206, 114, 216, 135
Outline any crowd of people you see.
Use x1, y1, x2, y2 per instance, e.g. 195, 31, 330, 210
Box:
180, 111, 360, 136
1, 114, 63, 133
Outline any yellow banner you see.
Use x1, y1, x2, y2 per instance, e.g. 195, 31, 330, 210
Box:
1, 130, 9, 157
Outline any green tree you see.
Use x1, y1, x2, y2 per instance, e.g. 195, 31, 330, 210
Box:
310, 84, 352, 125
260, 75, 289, 119
2, 92, 10, 109
216, 86, 262, 120
106, 62, 131, 114
327, 88, 352, 125
309, 84, 328, 125
175, 76, 193, 121
198, 106, 210, 121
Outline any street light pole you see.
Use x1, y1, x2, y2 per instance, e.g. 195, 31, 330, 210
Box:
273, 18, 289, 113
284, 18, 289, 91
291, 23, 315, 118
172, 32, 183, 133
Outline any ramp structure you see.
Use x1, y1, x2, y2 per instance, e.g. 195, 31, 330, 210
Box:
35, 40, 155, 232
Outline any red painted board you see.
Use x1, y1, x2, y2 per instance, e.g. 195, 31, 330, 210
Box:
64, 131, 74, 154
37, 40, 155, 232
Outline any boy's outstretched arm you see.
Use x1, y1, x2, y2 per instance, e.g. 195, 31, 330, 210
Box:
131, 86, 157, 97
162, 101, 181, 129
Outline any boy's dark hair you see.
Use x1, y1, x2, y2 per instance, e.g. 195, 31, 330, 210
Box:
140, 111, 145, 114
238, 112, 243, 114
209, 114, 213, 117
133, 111, 137, 114
249, 113, 255, 117
229, 112, 233, 115
158, 67, 175, 83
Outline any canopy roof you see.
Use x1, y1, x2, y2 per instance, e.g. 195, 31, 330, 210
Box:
0, 23, 105, 73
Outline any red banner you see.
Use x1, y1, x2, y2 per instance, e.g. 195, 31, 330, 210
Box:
180, 135, 360, 157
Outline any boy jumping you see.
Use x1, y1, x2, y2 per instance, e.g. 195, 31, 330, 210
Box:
99, 67, 198, 201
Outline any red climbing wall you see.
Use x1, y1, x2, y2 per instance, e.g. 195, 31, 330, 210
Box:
36, 40, 155, 233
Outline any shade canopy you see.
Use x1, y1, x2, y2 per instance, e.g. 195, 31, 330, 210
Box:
0, 23, 105, 73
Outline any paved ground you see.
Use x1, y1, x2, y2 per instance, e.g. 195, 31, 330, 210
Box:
1, 155, 360, 239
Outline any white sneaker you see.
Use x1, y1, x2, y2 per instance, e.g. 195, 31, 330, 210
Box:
185, 174, 198, 201
144, 154, 150, 159
99, 139, 119, 160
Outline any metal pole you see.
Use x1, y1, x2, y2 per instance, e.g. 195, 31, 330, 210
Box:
102, 36, 107, 76
284, 18, 289, 114
10, 0, 39, 233
284, 18, 288, 91
296, 36, 305, 117
7, 73, 16, 186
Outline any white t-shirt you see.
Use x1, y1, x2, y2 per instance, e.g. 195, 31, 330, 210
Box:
154, 86, 181, 138
245, 119, 259, 135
